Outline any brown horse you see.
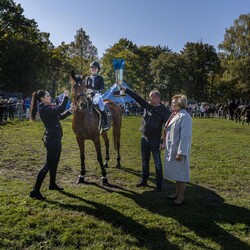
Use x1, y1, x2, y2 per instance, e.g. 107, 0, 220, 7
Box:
71, 81, 122, 184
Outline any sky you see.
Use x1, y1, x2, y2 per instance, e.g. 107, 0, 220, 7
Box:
15, 0, 250, 57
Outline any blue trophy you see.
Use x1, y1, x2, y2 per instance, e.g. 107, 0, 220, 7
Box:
112, 58, 126, 96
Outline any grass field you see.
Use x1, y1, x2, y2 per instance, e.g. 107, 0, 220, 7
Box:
0, 116, 249, 250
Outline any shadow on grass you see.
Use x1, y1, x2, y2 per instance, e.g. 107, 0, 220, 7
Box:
120, 166, 157, 188
116, 182, 250, 250
47, 190, 179, 250
76, 179, 131, 193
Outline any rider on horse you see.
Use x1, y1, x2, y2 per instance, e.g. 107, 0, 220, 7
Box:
71, 61, 109, 130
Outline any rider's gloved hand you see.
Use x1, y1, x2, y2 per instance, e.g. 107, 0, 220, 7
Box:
90, 91, 96, 97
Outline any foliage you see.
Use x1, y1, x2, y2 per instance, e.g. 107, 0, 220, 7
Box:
150, 51, 185, 101
219, 14, 250, 100
48, 43, 72, 97
137, 45, 170, 98
0, 117, 249, 249
68, 28, 98, 75
179, 42, 220, 102
0, 2, 249, 104
0, 0, 53, 95
101, 38, 140, 90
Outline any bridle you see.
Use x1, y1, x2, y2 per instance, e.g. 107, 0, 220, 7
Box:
75, 93, 87, 102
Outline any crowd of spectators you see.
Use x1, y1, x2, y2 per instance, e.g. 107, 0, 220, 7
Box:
0, 97, 31, 123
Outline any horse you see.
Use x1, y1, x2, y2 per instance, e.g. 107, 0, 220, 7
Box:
71, 81, 122, 185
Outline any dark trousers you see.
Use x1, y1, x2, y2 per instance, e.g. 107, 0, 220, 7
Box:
140, 137, 163, 186
33, 139, 62, 191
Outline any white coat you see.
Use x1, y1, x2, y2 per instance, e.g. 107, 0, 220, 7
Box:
164, 109, 192, 182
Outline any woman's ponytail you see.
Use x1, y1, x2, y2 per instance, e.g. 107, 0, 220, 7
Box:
30, 91, 38, 121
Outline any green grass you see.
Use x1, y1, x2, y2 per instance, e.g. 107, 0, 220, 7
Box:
0, 116, 249, 250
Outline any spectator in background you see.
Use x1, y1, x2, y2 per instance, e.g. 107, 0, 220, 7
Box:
0, 99, 5, 123
8, 98, 15, 120
16, 99, 24, 120
3, 99, 8, 122
25, 97, 31, 119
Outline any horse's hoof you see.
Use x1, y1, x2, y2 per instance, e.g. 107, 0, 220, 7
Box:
76, 175, 85, 184
101, 177, 108, 185
104, 163, 109, 168
116, 163, 121, 168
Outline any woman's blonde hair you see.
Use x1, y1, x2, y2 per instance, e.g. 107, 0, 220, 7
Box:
172, 95, 188, 109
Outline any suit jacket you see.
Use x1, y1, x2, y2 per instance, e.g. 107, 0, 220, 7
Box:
85, 75, 104, 92
164, 109, 192, 182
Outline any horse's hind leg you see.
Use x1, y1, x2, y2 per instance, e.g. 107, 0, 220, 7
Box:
76, 136, 86, 184
102, 132, 110, 168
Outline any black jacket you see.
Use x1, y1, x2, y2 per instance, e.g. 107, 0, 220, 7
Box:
85, 75, 104, 91
125, 88, 170, 139
39, 96, 71, 141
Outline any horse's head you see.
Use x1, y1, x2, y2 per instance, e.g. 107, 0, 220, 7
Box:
71, 79, 89, 111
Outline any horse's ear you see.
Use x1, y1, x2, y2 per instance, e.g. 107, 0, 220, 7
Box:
71, 70, 79, 83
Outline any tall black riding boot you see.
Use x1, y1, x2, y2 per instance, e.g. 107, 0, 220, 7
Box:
29, 169, 47, 200
49, 166, 64, 191
101, 110, 109, 130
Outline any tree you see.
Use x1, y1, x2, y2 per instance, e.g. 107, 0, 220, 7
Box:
101, 38, 140, 90
0, 0, 53, 95
137, 45, 171, 98
68, 28, 98, 76
150, 52, 184, 101
219, 14, 250, 101
49, 43, 72, 97
180, 42, 220, 102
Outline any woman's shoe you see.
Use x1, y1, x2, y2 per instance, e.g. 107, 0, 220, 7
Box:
29, 190, 46, 201
172, 199, 184, 206
49, 184, 64, 190
167, 194, 177, 200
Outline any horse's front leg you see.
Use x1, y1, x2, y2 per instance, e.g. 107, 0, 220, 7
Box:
76, 136, 86, 184
102, 132, 110, 168
93, 137, 108, 184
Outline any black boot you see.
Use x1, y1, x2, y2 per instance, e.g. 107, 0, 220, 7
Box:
49, 166, 64, 190
29, 190, 46, 200
29, 169, 47, 200
101, 110, 109, 130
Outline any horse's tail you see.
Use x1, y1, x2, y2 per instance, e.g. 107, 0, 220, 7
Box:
112, 117, 121, 151
105, 100, 122, 151
113, 128, 118, 151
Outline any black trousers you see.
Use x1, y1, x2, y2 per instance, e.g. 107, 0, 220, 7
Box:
33, 138, 62, 191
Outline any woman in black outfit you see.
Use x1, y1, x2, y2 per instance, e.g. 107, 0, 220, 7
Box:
29, 89, 73, 200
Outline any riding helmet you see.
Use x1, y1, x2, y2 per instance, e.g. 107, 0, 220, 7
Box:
90, 61, 101, 70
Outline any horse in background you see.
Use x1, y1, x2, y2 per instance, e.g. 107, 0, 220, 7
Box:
71, 79, 122, 184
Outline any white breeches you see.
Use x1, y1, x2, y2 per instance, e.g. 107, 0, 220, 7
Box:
93, 93, 105, 111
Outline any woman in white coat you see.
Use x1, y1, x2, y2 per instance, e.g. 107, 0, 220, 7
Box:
163, 95, 192, 205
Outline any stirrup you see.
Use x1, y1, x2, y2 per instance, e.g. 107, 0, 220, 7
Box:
102, 124, 109, 130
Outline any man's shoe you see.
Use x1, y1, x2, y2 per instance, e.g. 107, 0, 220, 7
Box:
136, 182, 148, 187
156, 185, 162, 192
49, 184, 64, 191
29, 190, 46, 201
172, 200, 185, 206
